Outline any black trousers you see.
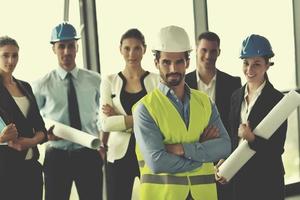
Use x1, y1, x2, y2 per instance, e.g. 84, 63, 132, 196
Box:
106, 135, 139, 200
0, 159, 43, 200
216, 181, 234, 200
44, 147, 103, 200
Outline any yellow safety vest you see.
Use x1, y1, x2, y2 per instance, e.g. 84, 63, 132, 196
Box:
135, 88, 217, 200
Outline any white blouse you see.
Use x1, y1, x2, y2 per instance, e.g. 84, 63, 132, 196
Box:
13, 96, 33, 160
239, 81, 266, 144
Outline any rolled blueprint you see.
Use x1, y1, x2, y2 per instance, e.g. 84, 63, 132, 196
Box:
218, 90, 300, 181
43, 118, 100, 149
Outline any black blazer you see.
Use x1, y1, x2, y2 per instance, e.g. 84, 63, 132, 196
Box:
229, 80, 287, 200
185, 69, 241, 131
0, 77, 47, 173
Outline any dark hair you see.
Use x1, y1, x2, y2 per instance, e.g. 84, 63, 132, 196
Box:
120, 28, 146, 48
263, 56, 274, 66
197, 31, 220, 47
153, 51, 190, 61
0, 36, 19, 49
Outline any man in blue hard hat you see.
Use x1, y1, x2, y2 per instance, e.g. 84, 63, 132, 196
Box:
33, 22, 103, 200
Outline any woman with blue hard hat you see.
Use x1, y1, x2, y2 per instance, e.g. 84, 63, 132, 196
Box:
216, 34, 287, 200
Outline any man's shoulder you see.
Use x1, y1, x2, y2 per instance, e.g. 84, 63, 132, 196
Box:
190, 87, 207, 95
185, 70, 196, 79
143, 89, 158, 99
133, 96, 150, 116
78, 68, 101, 85
136, 89, 160, 106
231, 86, 244, 100
33, 70, 57, 85
185, 70, 197, 89
79, 68, 101, 78
217, 69, 240, 81
190, 88, 211, 101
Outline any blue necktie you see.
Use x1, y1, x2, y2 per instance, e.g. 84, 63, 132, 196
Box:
67, 73, 82, 130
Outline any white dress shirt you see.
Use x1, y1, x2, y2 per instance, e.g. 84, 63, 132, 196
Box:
196, 70, 216, 102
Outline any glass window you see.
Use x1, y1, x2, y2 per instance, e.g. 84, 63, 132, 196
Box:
97, 0, 195, 76
207, 0, 295, 91
207, 0, 299, 184
69, 0, 83, 69
285, 110, 300, 184
0, 0, 64, 82
0, 0, 84, 83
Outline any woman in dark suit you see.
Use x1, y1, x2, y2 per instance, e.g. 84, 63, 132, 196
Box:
216, 34, 287, 200
0, 36, 47, 200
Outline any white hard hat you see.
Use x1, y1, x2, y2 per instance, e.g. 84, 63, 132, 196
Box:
152, 25, 192, 53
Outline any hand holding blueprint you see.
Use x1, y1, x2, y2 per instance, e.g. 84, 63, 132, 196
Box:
43, 118, 100, 149
218, 90, 300, 181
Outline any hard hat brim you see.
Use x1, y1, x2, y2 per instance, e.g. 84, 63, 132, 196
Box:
50, 37, 80, 44
240, 53, 274, 59
151, 48, 193, 53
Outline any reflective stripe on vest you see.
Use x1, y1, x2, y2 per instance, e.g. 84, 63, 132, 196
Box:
141, 174, 215, 185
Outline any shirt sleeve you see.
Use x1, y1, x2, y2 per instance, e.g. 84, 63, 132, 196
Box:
100, 76, 127, 132
31, 80, 46, 111
182, 102, 231, 162
133, 102, 202, 174
95, 81, 102, 132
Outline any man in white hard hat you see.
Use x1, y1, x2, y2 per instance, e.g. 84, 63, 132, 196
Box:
33, 22, 103, 200
133, 25, 231, 200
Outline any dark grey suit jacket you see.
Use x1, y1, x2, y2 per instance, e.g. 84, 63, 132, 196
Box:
185, 69, 241, 131
229, 80, 287, 200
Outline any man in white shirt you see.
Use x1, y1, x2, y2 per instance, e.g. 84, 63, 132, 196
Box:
33, 22, 103, 200
185, 31, 241, 200
186, 31, 241, 132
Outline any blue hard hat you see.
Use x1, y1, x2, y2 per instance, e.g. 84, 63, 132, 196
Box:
240, 34, 274, 59
50, 22, 80, 44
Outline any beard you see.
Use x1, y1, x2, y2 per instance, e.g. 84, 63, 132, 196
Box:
160, 72, 184, 87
